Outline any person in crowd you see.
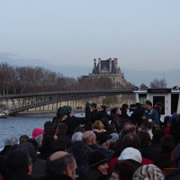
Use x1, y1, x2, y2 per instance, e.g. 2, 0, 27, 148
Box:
138, 130, 157, 162
118, 147, 142, 163
71, 132, 83, 143
97, 105, 110, 128
170, 114, 180, 145
87, 150, 109, 180
69, 141, 92, 180
133, 164, 164, 180
19, 135, 30, 144
164, 116, 171, 135
144, 100, 160, 126
44, 151, 77, 180
32, 128, 44, 139
36, 121, 54, 147
0, 135, 18, 156
60, 105, 88, 137
109, 159, 141, 180
120, 104, 129, 119
5, 149, 33, 180
92, 120, 106, 134
130, 103, 145, 127
110, 107, 122, 133
154, 135, 176, 169
52, 107, 62, 128
54, 123, 71, 150
19, 142, 47, 179
85, 102, 99, 124
82, 131, 114, 160
39, 135, 55, 160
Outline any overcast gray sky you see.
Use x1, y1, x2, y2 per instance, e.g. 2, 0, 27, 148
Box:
0, 0, 180, 85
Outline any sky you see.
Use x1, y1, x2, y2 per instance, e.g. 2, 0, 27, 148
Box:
0, 0, 180, 86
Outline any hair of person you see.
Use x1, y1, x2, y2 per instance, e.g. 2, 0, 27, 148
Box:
113, 160, 141, 180
92, 120, 105, 130
138, 131, 151, 146
47, 154, 75, 176
19, 135, 30, 144
145, 100, 152, 106
56, 123, 68, 135
122, 133, 141, 150
4, 136, 18, 146
160, 135, 175, 153
82, 131, 96, 144
5, 149, 31, 175
44, 121, 53, 131
121, 124, 136, 138
122, 104, 128, 109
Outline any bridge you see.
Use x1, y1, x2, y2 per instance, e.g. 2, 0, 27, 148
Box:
0, 89, 134, 115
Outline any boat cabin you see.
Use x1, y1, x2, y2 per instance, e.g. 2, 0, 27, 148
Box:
134, 88, 180, 121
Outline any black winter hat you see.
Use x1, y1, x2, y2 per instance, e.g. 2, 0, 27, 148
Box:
88, 150, 107, 168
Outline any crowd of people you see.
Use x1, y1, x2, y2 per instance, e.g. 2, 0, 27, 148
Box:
1, 100, 180, 180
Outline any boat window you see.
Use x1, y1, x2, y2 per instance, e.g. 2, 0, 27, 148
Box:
171, 94, 179, 114
153, 96, 165, 114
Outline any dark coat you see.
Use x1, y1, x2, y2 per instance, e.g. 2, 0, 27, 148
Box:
86, 168, 109, 180
130, 107, 144, 126
43, 174, 73, 180
111, 114, 122, 132
62, 116, 88, 137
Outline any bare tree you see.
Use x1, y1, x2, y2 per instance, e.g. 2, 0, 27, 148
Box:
150, 78, 167, 88
140, 83, 148, 90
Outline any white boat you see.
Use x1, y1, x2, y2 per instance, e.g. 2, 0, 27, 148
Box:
134, 88, 180, 121
0, 112, 8, 118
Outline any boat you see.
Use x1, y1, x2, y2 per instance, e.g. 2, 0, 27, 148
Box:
0, 112, 8, 118
134, 88, 180, 121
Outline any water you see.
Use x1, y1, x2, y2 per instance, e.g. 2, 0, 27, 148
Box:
0, 113, 56, 148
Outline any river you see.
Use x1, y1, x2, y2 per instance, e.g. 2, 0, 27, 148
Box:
0, 113, 56, 148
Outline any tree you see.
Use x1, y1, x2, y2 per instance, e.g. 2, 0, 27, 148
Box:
140, 83, 148, 90
150, 78, 167, 88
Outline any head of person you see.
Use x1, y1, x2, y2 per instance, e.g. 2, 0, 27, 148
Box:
97, 134, 111, 149
92, 120, 105, 131
144, 100, 152, 111
82, 131, 96, 145
90, 103, 97, 111
122, 133, 141, 150
19, 135, 30, 144
32, 128, 44, 139
44, 121, 53, 131
111, 107, 122, 115
88, 150, 109, 176
132, 164, 164, 180
4, 135, 18, 146
121, 124, 136, 137
118, 147, 142, 164
71, 132, 83, 143
5, 149, 32, 177
122, 104, 129, 110
56, 123, 68, 135
60, 106, 73, 117
138, 131, 151, 146
110, 160, 141, 180
99, 105, 107, 112
47, 151, 77, 180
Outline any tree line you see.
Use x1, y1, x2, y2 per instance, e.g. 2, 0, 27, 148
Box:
0, 63, 129, 95
0, 63, 167, 95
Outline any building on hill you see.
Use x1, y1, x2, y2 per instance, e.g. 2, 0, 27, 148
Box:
87, 58, 126, 88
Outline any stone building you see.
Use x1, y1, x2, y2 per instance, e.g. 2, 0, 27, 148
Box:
88, 58, 126, 88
